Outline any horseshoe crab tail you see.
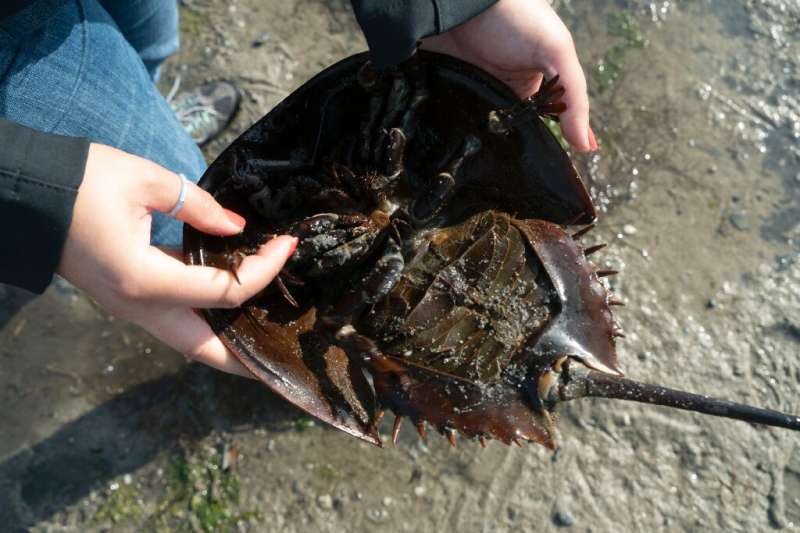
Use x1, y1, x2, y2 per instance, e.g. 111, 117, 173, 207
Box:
555, 366, 800, 431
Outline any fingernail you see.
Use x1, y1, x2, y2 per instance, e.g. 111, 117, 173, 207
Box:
588, 126, 598, 151
223, 208, 246, 232
287, 236, 299, 254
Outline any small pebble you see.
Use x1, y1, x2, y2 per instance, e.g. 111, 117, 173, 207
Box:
554, 510, 576, 527
413, 485, 426, 497
730, 212, 750, 231
123, 474, 132, 485
367, 508, 389, 523
317, 494, 334, 510
706, 297, 717, 309
623, 224, 637, 235
507, 506, 518, 522
252, 31, 271, 47
382, 496, 393, 506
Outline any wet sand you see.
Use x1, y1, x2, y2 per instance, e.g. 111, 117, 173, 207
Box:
1, 0, 798, 531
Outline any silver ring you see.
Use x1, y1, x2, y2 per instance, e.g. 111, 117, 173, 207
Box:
168, 173, 188, 217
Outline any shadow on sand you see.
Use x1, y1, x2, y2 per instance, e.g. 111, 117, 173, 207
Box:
0, 363, 308, 530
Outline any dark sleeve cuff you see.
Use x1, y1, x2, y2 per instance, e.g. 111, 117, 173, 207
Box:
351, 0, 498, 69
0, 118, 89, 293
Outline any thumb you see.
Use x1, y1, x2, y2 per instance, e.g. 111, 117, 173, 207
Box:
146, 170, 246, 236
548, 49, 591, 152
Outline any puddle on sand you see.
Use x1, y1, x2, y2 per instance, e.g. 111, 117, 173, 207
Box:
0, 0, 798, 531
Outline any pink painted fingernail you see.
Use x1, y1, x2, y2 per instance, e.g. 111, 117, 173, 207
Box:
223, 208, 246, 231
588, 126, 599, 151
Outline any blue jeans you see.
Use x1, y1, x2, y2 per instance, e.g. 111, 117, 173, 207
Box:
0, 0, 206, 246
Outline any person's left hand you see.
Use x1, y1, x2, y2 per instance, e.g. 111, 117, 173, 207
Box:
58, 143, 298, 378
421, 0, 596, 152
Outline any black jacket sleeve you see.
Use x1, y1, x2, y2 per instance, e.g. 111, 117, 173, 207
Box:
0, 1, 32, 20
350, 0, 497, 69
0, 118, 89, 293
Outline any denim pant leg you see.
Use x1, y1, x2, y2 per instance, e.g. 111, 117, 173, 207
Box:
98, 0, 180, 81
0, 0, 205, 247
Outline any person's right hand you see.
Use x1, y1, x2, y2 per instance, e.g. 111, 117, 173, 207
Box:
421, 0, 596, 152
58, 143, 297, 377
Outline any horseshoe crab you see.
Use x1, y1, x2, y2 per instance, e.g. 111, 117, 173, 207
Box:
183, 51, 799, 448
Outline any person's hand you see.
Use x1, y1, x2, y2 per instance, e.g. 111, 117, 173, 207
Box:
58, 143, 297, 377
421, 0, 596, 152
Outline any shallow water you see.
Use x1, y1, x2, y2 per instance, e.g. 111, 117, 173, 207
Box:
1, 0, 798, 531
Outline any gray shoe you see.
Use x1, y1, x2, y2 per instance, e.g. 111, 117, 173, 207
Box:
168, 78, 240, 145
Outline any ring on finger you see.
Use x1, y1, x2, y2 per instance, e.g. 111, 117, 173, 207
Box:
168, 173, 189, 217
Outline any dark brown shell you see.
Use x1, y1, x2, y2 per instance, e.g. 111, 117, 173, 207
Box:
364, 211, 619, 446
183, 51, 606, 446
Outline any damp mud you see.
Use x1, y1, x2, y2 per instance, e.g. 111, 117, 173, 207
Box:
1, 1, 798, 531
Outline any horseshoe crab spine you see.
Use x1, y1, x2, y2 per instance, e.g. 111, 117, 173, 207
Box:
555, 365, 800, 431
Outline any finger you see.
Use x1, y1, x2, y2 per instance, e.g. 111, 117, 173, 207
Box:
145, 170, 246, 236
527, 71, 544, 99
495, 68, 543, 100
140, 306, 254, 378
141, 235, 298, 308
547, 47, 591, 152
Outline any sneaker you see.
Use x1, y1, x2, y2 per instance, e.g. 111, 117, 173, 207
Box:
167, 77, 241, 146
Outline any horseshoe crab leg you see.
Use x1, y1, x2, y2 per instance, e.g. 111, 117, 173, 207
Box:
408, 135, 482, 226
354, 55, 428, 191
488, 75, 567, 135
552, 364, 800, 431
